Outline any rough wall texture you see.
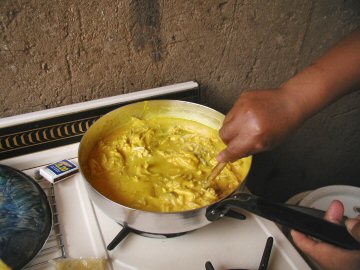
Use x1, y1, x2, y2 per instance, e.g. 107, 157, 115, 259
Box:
2, 0, 359, 116
1, 0, 360, 200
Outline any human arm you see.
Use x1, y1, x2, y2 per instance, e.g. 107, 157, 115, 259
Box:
217, 28, 360, 162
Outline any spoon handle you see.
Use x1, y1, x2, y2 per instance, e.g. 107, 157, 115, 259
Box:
208, 162, 227, 182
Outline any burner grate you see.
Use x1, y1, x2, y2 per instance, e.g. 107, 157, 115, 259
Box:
205, 237, 274, 270
107, 210, 247, 251
24, 177, 66, 269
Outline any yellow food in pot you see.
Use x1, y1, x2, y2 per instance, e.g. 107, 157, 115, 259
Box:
86, 117, 251, 212
0, 260, 11, 270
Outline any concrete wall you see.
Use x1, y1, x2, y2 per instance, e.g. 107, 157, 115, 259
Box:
1, 0, 360, 201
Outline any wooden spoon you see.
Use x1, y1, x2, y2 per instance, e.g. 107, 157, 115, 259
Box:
207, 162, 227, 184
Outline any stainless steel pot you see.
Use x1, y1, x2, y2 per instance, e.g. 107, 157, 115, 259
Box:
78, 100, 360, 250
78, 100, 252, 234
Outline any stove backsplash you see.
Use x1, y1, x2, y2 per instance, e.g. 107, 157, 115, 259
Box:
0, 82, 201, 160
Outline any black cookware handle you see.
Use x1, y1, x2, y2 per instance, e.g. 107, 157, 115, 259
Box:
206, 192, 360, 250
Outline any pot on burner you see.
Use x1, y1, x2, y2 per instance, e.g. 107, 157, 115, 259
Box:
78, 100, 360, 251
78, 100, 251, 235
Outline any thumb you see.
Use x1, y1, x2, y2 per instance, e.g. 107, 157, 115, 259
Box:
216, 148, 236, 163
346, 216, 360, 242
216, 144, 251, 163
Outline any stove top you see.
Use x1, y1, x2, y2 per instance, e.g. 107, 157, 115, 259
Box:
16, 158, 309, 270
0, 82, 310, 270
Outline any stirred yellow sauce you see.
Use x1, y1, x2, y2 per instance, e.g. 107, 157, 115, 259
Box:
86, 117, 251, 212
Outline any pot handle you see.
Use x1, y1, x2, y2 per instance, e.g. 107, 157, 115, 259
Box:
206, 192, 360, 250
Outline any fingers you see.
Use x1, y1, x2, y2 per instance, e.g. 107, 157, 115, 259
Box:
217, 109, 268, 162
217, 117, 253, 162
325, 200, 360, 243
291, 229, 360, 270
216, 133, 269, 162
292, 201, 360, 270
346, 216, 360, 242
291, 230, 319, 253
218, 116, 240, 145
216, 143, 251, 163
324, 200, 344, 224
291, 200, 344, 255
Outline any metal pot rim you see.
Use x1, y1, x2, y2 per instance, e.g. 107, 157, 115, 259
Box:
78, 99, 252, 233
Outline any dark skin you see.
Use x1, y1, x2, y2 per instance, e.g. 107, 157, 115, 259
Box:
291, 201, 360, 270
216, 29, 360, 269
217, 29, 360, 163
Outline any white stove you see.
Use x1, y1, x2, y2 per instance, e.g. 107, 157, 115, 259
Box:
1, 82, 310, 270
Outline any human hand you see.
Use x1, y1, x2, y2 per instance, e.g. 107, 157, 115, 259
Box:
347, 215, 360, 242
291, 200, 360, 270
216, 29, 360, 164
216, 88, 305, 162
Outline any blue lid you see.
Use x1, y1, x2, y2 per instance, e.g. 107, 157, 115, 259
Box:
0, 164, 52, 270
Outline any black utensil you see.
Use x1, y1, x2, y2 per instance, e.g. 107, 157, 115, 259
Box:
205, 236, 274, 270
206, 192, 360, 250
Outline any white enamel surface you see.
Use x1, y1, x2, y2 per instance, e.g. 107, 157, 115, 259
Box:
299, 185, 360, 218
0, 81, 198, 128
17, 153, 310, 270
1, 143, 80, 171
